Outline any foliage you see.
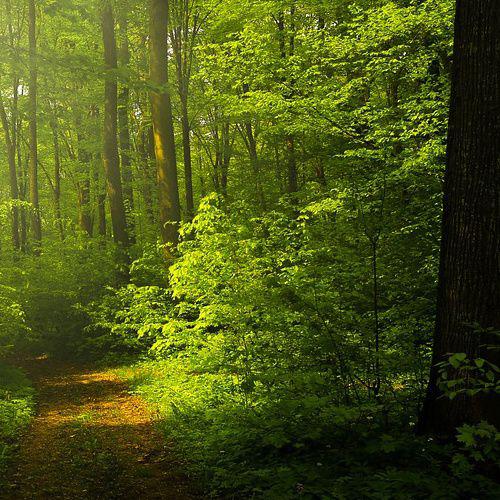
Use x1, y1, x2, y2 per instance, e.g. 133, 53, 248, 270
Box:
102, 197, 496, 497
0, 363, 35, 483
0, 236, 116, 359
119, 358, 500, 498
0, 0, 498, 497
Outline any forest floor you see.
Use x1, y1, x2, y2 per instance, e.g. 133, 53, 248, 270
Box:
2, 356, 196, 500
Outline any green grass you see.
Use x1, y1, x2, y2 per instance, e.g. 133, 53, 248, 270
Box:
0, 362, 35, 483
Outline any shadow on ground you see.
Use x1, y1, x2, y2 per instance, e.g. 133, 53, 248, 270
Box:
2, 357, 197, 500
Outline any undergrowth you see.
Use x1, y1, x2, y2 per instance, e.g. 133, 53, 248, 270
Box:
118, 359, 500, 499
0, 363, 35, 483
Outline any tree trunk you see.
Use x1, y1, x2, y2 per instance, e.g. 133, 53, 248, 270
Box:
221, 122, 231, 198
418, 0, 500, 436
17, 120, 27, 252
276, 7, 298, 196
286, 135, 298, 194
0, 96, 20, 251
180, 91, 194, 218
76, 120, 93, 237
138, 127, 155, 226
28, 0, 41, 248
101, 0, 130, 248
149, 0, 181, 257
95, 165, 107, 238
50, 111, 64, 240
118, 13, 135, 240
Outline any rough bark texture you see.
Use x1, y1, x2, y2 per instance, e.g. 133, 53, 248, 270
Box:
28, 0, 42, 247
418, 0, 500, 436
102, 0, 129, 248
149, 0, 181, 256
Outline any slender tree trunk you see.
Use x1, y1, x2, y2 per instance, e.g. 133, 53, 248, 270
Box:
286, 136, 297, 194
17, 122, 27, 252
315, 158, 327, 188
97, 191, 107, 237
138, 127, 155, 225
180, 91, 194, 218
76, 122, 93, 237
101, 0, 130, 248
149, 0, 181, 257
241, 111, 265, 210
0, 96, 20, 251
28, 0, 41, 248
276, 7, 298, 196
50, 111, 64, 240
118, 14, 135, 240
94, 164, 107, 238
221, 122, 231, 198
418, 0, 500, 436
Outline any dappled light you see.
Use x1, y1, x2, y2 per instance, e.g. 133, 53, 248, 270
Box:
5, 357, 193, 499
0, 0, 498, 498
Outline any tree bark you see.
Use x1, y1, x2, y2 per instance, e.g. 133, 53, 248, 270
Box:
138, 126, 155, 225
276, 7, 298, 196
101, 0, 130, 248
0, 95, 20, 251
149, 0, 181, 257
180, 92, 194, 218
418, 0, 500, 436
50, 110, 64, 240
118, 13, 135, 239
28, 0, 42, 248
76, 118, 93, 237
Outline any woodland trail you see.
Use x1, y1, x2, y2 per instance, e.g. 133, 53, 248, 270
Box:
2, 357, 195, 500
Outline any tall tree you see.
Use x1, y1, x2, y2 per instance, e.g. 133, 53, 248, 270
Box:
117, 11, 135, 239
0, 95, 20, 251
28, 0, 42, 247
170, 0, 206, 219
418, 0, 500, 435
101, 0, 130, 247
49, 107, 64, 240
149, 0, 181, 257
76, 115, 93, 237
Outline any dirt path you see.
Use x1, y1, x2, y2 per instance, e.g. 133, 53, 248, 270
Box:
2, 357, 196, 500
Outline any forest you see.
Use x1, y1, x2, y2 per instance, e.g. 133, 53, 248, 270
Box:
0, 0, 498, 498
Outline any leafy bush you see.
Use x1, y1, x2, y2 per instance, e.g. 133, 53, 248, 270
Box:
0, 236, 117, 359
0, 277, 30, 356
0, 363, 35, 483
119, 359, 500, 498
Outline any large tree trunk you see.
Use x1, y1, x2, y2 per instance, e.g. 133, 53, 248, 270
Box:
101, 0, 130, 248
149, 0, 181, 257
28, 0, 41, 248
418, 0, 500, 436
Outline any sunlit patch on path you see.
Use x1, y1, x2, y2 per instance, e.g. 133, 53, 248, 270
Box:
2, 357, 194, 499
